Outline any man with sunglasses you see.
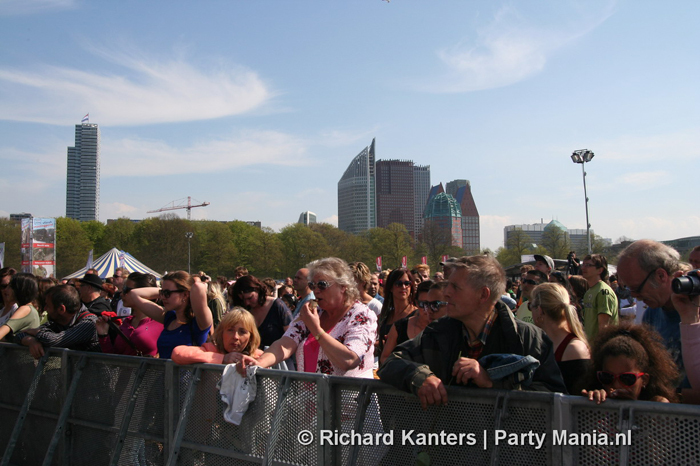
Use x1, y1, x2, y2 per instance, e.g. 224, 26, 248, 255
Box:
515, 270, 548, 324
617, 240, 687, 383
581, 254, 618, 343
379, 255, 566, 410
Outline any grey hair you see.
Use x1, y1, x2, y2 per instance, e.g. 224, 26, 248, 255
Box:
451, 255, 506, 303
307, 257, 360, 305
618, 239, 681, 275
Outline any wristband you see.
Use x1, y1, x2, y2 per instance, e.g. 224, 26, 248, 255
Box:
314, 330, 325, 341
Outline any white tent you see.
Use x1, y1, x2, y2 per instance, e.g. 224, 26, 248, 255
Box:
63, 248, 162, 280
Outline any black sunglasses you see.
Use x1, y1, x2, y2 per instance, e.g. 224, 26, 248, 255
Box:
597, 371, 646, 387
417, 300, 448, 312
394, 280, 412, 288
122, 286, 133, 294
159, 289, 185, 298
522, 279, 538, 285
308, 280, 334, 291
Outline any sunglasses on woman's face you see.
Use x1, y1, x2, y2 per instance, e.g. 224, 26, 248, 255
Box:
122, 286, 133, 294
394, 280, 412, 288
596, 371, 646, 387
159, 289, 184, 298
417, 300, 448, 312
308, 280, 333, 291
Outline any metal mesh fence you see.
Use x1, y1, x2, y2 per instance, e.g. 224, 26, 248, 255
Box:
2, 343, 700, 466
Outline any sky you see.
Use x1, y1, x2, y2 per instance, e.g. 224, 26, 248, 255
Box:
1, 0, 698, 253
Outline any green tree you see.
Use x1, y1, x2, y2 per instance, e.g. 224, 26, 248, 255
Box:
421, 219, 456, 268
495, 247, 521, 268
80, 220, 106, 254
55, 217, 93, 277
278, 224, 328, 277
194, 221, 238, 277
251, 227, 284, 278
228, 221, 262, 270
0, 218, 22, 270
131, 214, 192, 274
506, 228, 534, 258
541, 226, 571, 260
97, 218, 136, 253
309, 223, 371, 264
383, 223, 413, 269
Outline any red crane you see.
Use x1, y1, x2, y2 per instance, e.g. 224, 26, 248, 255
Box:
147, 196, 210, 220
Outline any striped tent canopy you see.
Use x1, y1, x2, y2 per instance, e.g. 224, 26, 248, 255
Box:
63, 248, 163, 280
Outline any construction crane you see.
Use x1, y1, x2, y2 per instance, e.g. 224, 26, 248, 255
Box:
147, 197, 210, 220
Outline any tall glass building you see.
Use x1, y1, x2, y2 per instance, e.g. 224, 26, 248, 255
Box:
338, 139, 376, 235
66, 123, 100, 222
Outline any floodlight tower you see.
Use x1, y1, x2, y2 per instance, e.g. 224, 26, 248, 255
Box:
570, 149, 595, 255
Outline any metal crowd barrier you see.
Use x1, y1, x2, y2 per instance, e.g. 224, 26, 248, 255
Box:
1, 343, 699, 466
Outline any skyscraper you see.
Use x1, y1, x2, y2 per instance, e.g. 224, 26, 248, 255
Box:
452, 180, 480, 253
338, 139, 376, 235
413, 164, 431, 237
66, 123, 100, 222
423, 192, 463, 248
297, 211, 317, 226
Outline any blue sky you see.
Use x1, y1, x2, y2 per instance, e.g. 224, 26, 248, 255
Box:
1, 0, 698, 252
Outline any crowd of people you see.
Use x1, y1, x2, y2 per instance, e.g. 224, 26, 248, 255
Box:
1, 240, 699, 410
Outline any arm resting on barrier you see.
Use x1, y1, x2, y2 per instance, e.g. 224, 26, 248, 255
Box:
238, 336, 297, 374
172, 342, 223, 365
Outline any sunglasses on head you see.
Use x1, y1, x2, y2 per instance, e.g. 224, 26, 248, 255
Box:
417, 300, 448, 312
159, 289, 185, 298
596, 371, 646, 387
394, 280, 412, 288
308, 280, 333, 291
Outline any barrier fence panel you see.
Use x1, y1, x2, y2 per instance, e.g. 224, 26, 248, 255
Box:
2, 343, 700, 466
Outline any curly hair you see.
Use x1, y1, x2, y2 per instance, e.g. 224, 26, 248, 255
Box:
581, 323, 679, 402
349, 261, 372, 291
212, 307, 260, 356
307, 257, 360, 306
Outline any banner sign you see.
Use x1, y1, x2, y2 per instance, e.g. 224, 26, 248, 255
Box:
20, 218, 56, 277
421, 256, 427, 265
375, 256, 382, 272
0, 242, 4, 269
401, 256, 407, 268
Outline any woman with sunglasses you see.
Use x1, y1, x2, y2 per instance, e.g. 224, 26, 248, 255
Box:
581, 323, 678, 403
237, 257, 377, 378
380, 281, 448, 365
129, 271, 213, 359
96, 272, 164, 356
230, 275, 292, 348
529, 283, 591, 394
376, 268, 418, 355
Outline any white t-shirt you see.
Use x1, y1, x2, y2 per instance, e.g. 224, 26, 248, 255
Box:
0, 303, 19, 327
367, 298, 383, 316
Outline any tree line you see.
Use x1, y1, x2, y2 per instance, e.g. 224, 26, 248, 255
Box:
0, 216, 468, 279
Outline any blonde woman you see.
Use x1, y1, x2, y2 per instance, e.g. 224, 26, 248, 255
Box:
172, 308, 263, 365
530, 282, 591, 394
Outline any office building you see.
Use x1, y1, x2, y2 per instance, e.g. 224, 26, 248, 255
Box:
338, 139, 376, 235
375, 160, 430, 238
423, 192, 463, 248
66, 123, 100, 222
504, 220, 591, 252
298, 211, 317, 226
451, 180, 480, 253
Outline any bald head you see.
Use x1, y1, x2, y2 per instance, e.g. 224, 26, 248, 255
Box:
293, 268, 310, 293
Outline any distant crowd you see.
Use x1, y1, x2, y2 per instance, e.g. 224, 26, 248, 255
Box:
1, 241, 699, 408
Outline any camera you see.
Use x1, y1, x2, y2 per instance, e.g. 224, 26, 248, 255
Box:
672, 269, 700, 296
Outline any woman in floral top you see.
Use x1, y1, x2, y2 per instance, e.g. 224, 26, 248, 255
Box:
237, 257, 377, 378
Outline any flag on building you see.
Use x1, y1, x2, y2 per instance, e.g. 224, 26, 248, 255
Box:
81, 113, 89, 123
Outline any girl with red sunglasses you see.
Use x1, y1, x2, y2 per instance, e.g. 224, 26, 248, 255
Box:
581, 323, 679, 404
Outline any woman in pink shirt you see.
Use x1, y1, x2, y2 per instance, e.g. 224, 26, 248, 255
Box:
172, 308, 263, 365
97, 273, 163, 357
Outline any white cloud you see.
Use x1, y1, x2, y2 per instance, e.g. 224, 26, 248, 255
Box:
321, 215, 338, 226
101, 202, 139, 220
0, 45, 272, 126
102, 130, 309, 176
417, 2, 614, 93
0, 0, 76, 16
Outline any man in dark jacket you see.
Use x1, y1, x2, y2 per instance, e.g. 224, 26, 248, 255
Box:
378, 255, 566, 409
78, 273, 111, 315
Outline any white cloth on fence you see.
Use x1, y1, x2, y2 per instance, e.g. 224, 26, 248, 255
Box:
217, 364, 258, 425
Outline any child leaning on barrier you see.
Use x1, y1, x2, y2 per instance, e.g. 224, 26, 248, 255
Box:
581, 323, 679, 404
172, 308, 263, 365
